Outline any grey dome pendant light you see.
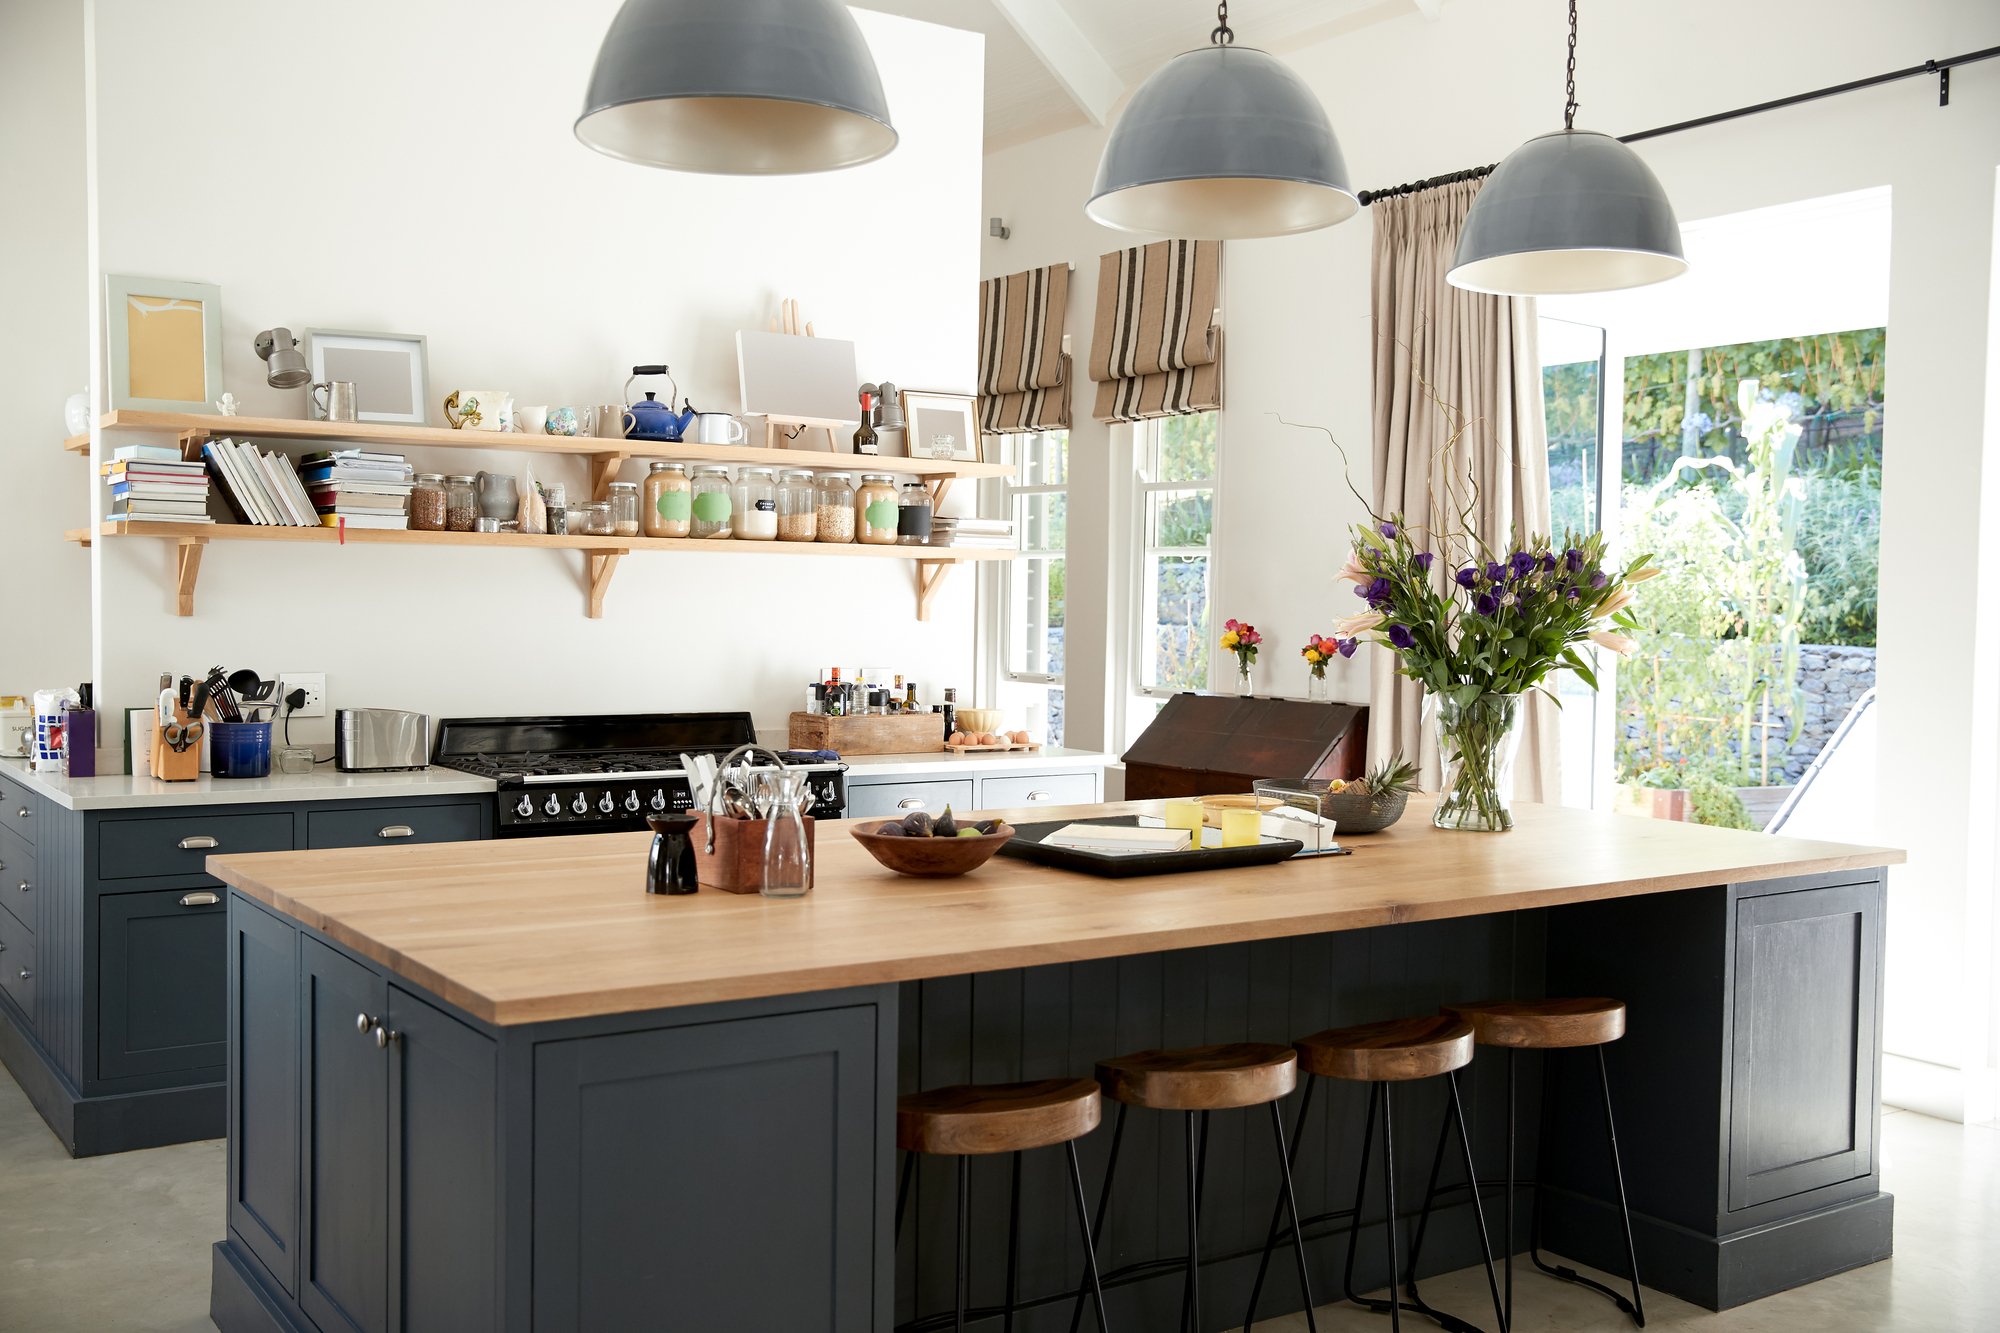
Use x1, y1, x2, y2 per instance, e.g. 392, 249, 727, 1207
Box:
1449, 0, 1685, 295
1087, 2, 1355, 239
576, 0, 897, 175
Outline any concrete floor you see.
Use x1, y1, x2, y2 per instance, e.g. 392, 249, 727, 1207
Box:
0, 1065, 1991, 1331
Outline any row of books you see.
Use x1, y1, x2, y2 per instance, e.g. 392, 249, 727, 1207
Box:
202, 437, 325, 527
102, 445, 212, 523
301, 450, 416, 530
927, 517, 1016, 550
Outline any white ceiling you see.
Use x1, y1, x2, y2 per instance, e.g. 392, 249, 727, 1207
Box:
865, 0, 1420, 149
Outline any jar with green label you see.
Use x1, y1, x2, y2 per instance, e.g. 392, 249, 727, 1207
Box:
690, 465, 734, 539
643, 461, 690, 538
856, 473, 899, 545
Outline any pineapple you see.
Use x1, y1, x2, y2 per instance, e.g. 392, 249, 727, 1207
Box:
1349, 756, 1418, 800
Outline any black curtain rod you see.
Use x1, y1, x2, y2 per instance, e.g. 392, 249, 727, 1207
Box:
1356, 42, 2000, 206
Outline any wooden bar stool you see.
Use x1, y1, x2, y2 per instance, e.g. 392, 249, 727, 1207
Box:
895, 1077, 1110, 1332
1427, 997, 1645, 1329
1246, 1016, 1506, 1333
1070, 1043, 1316, 1333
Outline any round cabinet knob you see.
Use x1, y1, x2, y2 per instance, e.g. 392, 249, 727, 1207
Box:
16, 881, 27, 894
15, 807, 28, 819
17, 969, 28, 981
649, 790, 667, 812
355, 1012, 376, 1034
515, 794, 534, 818
597, 791, 615, 814
623, 790, 641, 813
544, 794, 562, 817
571, 792, 589, 816
374, 1026, 396, 1049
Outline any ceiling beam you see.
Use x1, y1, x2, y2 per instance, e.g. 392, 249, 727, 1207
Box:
1411, 0, 1446, 18
989, 0, 1123, 126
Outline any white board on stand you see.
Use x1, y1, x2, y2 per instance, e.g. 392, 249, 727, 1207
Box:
736, 330, 859, 429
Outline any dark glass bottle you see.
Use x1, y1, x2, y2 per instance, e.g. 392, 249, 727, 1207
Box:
854, 393, 880, 455
941, 687, 957, 741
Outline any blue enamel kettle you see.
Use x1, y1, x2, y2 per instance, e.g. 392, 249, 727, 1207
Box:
623, 365, 696, 441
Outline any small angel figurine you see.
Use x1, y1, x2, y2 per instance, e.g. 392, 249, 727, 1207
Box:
215, 393, 240, 417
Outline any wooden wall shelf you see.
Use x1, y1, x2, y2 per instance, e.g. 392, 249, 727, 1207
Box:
79, 521, 1007, 620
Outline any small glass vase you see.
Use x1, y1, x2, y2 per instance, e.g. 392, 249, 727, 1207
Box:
1428, 691, 1524, 832
1233, 659, 1253, 696
1306, 667, 1329, 702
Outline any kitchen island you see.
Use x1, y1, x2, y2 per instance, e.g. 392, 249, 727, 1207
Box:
206, 799, 1900, 1332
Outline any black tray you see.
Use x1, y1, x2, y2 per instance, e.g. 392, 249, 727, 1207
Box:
997, 816, 1303, 879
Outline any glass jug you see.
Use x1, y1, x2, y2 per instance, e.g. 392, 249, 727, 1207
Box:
760, 769, 813, 898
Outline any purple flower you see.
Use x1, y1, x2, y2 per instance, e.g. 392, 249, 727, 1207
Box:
1510, 551, 1535, 579
1565, 548, 1584, 572
1455, 566, 1478, 588
1485, 561, 1505, 582
1590, 571, 1609, 589
1539, 552, 1557, 572
1475, 592, 1499, 617
1387, 624, 1415, 649
1565, 587, 1581, 601
1412, 551, 1435, 573
1379, 520, 1398, 538
1364, 577, 1393, 609
1336, 637, 1358, 658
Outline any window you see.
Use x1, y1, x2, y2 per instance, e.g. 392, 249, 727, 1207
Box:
1003, 430, 1067, 744
1135, 412, 1218, 698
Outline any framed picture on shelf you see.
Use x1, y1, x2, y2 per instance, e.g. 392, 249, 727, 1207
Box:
899, 390, 981, 463
104, 275, 223, 412
303, 329, 430, 424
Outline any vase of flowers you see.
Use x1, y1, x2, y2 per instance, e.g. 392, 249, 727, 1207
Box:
1220, 618, 1262, 695
1300, 633, 1354, 702
1336, 520, 1650, 832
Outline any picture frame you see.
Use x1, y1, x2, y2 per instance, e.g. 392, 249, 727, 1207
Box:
104, 275, 223, 413
302, 329, 431, 425
899, 390, 981, 464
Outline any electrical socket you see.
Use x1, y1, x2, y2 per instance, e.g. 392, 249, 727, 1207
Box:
282, 672, 327, 718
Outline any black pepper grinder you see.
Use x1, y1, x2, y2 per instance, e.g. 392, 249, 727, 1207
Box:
645, 813, 700, 895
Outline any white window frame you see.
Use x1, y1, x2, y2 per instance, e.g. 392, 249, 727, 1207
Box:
1129, 412, 1221, 704
1002, 430, 1068, 688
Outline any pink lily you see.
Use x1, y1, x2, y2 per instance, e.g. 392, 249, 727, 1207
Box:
1590, 629, 1636, 655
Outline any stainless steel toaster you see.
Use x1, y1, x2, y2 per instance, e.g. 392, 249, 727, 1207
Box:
334, 709, 431, 772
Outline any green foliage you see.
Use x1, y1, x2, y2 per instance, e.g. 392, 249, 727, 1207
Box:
1793, 466, 1879, 646
1544, 360, 1601, 537
1688, 775, 1756, 830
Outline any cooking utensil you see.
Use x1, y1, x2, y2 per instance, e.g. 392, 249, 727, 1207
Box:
205, 666, 243, 722
226, 668, 275, 703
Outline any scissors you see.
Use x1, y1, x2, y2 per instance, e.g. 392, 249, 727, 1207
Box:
159, 675, 207, 753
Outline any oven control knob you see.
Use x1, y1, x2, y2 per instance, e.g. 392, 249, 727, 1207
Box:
649, 789, 667, 812
571, 792, 589, 816
624, 790, 641, 813
515, 795, 534, 819
543, 793, 562, 817
598, 791, 615, 814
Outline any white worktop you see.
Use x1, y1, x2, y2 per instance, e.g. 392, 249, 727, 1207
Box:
839, 747, 1107, 779
0, 756, 496, 812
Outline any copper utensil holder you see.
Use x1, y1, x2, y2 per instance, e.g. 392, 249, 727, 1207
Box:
690, 812, 817, 895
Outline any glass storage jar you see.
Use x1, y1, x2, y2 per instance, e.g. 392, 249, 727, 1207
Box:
897, 479, 934, 546
576, 501, 614, 536
444, 475, 478, 532
856, 473, 900, 545
607, 481, 640, 536
777, 470, 818, 541
815, 473, 856, 543
690, 465, 734, 539
642, 461, 690, 538
410, 474, 447, 531
734, 467, 778, 540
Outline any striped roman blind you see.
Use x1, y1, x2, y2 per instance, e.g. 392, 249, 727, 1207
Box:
977, 263, 1072, 434
1088, 239, 1221, 424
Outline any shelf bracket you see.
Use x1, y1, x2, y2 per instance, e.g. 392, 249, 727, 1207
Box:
589, 451, 629, 502
915, 559, 955, 622
176, 428, 210, 463
923, 476, 954, 512
174, 538, 207, 617
585, 549, 628, 619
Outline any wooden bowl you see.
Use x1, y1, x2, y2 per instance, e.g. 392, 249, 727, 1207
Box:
851, 820, 1015, 878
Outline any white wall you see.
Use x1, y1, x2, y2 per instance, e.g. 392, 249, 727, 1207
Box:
87, 1, 984, 748
0, 0, 91, 699
983, 0, 2000, 1115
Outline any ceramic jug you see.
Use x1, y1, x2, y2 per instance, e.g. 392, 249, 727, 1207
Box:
474, 471, 520, 521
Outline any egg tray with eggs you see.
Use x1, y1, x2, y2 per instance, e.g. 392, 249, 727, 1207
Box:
944, 727, 1041, 753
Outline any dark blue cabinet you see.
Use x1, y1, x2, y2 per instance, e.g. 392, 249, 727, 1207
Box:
98, 886, 227, 1079
299, 938, 389, 1333
229, 897, 300, 1298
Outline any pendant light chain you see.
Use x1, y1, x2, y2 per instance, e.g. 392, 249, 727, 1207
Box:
1563, 0, 1579, 130
1212, 1, 1235, 46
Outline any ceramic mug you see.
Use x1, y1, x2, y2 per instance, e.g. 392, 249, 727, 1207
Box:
514, 404, 549, 434
693, 412, 747, 445
443, 389, 513, 431
594, 404, 627, 440
545, 406, 588, 437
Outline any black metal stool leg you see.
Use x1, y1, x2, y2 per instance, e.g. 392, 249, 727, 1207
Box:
1504, 1048, 1517, 1332
1401, 1084, 1455, 1290
1269, 1099, 1320, 1332
1064, 1141, 1111, 1333
1244, 1076, 1318, 1331
954, 1154, 971, 1333
1449, 1070, 1508, 1333
1068, 1103, 1126, 1333
1183, 1110, 1204, 1333
1600, 1047, 1647, 1327
1380, 1082, 1402, 1332
1397, 1073, 1496, 1333
1003, 1151, 1023, 1332
895, 1151, 915, 1238
1340, 1083, 1382, 1307
1529, 1048, 1644, 1327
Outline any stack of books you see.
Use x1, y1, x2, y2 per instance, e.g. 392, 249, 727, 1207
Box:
928, 517, 1016, 550
202, 437, 320, 526
299, 450, 415, 531
102, 445, 212, 523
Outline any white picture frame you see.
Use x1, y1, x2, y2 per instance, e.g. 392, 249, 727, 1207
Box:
900, 390, 981, 463
736, 329, 860, 428
104, 275, 223, 413
303, 329, 431, 425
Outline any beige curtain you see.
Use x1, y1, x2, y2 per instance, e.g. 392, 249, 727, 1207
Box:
978, 263, 1072, 434
1368, 179, 1559, 801
1089, 239, 1222, 423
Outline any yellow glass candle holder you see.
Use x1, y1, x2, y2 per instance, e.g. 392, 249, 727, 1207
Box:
1163, 800, 1204, 841
1219, 807, 1262, 848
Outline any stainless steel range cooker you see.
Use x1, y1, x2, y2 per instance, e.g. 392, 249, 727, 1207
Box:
429, 712, 845, 837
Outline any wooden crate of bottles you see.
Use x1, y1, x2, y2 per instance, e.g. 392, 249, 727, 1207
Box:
788, 711, 942, 756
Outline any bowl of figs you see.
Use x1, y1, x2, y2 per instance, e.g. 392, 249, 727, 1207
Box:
851, 806, 1014, 878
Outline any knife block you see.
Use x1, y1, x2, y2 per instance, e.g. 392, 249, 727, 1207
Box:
151, 710, 204, 782
690, 813, 816, 894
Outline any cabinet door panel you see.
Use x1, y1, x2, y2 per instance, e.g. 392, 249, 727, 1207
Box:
1728, 881, 1880, 1211
845, 778, 974, 820
307, 802, 485, 850
300, 938, 389, 1333
388, 985, 497, 1333
533, 1005, 884, 1331
228, 897, 299, 1295
977, 771, 1099, 810
98, 887, 226, 1080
